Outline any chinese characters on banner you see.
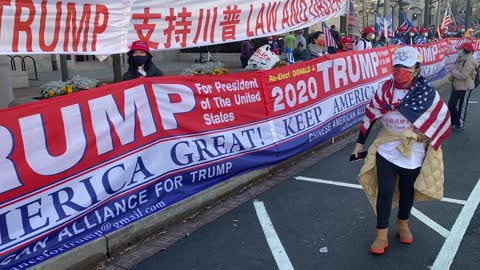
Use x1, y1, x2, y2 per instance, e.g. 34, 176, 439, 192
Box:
129, 0, 347, 50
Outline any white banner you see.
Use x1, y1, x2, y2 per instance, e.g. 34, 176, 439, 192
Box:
0, 0, 347, 55
128, 0, 347, 50
0, 0, 131, 55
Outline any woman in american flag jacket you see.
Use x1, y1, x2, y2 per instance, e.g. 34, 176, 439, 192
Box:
351, 46, 451, 255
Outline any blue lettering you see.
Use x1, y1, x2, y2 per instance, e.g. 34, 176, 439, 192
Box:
17, 198, 49, 237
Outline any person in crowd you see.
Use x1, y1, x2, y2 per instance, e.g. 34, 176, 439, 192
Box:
352, 46, 451, 255
391, 26, 407, 45
355, 26, 376, 50
337, 36, 355, 52
284, 31, 296, 52
240, 40, 255, 69
448, 42, 479, 130
267, 36, 280, 55
292, 42, 311, 62
375, 31, 392, 48
418, 28, 429, 44
123, 40, 163, 81
308, 31, 328, 57
330, 25, 341, 47
405, 27, 418, 45
428, 25, 436, 41
294, 29, 307, 50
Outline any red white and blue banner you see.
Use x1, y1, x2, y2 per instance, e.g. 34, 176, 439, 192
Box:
0, 40, 474, 269
416, 40, 449, 81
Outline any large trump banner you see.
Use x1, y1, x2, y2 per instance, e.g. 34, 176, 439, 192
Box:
0, 0, 347, 55
0, 39, 473, 269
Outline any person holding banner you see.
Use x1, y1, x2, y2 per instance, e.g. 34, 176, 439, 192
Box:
123, 40, 163, 81
352, 46, 451, 255
405, 27, 418, 45
448, 42, 479, 130
419, 28, 429, 44
355, 26, 375, 50
391, 26, 407, 45
374, 31, 392, 48
337, 36, 355, 52
307, 31, 328, 57
292, 42, 311, 62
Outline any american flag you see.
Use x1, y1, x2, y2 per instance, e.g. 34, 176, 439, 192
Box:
361, 78, 451, 150
441, 2, 454, 29
399, 11, 414, 32
347, 0, 360, 38
322, 22, 338, 48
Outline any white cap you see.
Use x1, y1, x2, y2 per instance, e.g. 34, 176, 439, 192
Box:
393, 46, 423, 67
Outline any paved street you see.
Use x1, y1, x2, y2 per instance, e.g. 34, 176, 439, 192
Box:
106, 82, 480, 270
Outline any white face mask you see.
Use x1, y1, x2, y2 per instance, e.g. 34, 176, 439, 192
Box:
409, 33, 415, 37
370, 34, 376, 40
268, 41, 273, 44
423, 33, 428, 37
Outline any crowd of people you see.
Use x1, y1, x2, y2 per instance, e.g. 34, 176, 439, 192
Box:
239, 24, 480, 66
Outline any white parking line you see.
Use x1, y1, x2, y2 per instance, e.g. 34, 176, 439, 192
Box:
431, 179, 480, 270
411, 208, 450, 238
254, 201, 294, 270
294, 176, 467, 205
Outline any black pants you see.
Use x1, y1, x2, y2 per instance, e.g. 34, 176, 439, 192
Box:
448, 89, 472, 127
376, 153, 421, 229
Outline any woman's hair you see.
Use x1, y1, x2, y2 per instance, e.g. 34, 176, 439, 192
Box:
127, 52, 153, 72
394, 62, 421, 70
308, 31, 323, 44
464, 49, 473, 54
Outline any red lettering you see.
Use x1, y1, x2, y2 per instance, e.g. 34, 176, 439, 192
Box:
163, 7, 194, 48
265, 1, 280, 32
246, 4, 255, 37
281, 0, 292, 29
39, 1, 62, 52
0, 0, 11, 41
132, 8, 162, 49
63, 3, 91, 52
12, 0, 35, 52
291, 0, 300, 24
210, 7, 217, 43
308, 0, 319, 17
219, 5, 241, 41
299, 0, 308, 22
92, 4, 109, 51
254, 4, 265, 36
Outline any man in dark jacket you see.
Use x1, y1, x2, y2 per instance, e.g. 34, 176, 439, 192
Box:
123, 40, 163, 81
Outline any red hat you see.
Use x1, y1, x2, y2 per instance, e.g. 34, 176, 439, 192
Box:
363, 26, 376, 34
409, 27, 418, 34
340, 36, 353, 44
267, 36, 273, 41
420, 27, 428, 34
457, 42, 474, 52
129, 40, 151, 55
397, 26, 407, 33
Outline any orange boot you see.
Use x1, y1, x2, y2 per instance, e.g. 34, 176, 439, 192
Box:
397, 219, 413, 244
370, 228, 389, 254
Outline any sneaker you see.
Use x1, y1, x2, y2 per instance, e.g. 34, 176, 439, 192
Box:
454, 125, 465, 130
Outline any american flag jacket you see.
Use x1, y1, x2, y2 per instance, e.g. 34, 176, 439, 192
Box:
360, 77, 451, 150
